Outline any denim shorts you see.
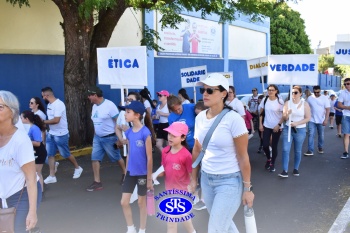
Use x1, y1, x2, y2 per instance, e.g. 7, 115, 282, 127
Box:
342, 116, 350, 134
91, 135, 121, 162
46, 133, 71, 158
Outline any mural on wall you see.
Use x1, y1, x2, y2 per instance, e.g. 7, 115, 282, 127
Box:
156, 13, 222, 58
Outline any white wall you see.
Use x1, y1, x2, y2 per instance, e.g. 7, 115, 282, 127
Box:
228, 25, 266, 59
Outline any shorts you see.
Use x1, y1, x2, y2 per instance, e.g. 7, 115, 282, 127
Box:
34, 142, 47, 164
46, 133, 71, 158
329, 112, 335, 117
342, 116, 350, 134
336, 115, 343, 126
122, 171, 147, 196
156, 123, 169, 140
91, 134, 121, 162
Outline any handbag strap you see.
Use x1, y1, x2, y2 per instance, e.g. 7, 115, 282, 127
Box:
0, 183, 25, 209
192, 108, 230, 168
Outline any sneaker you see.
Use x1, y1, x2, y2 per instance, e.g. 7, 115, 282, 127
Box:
304, 151, 314, 156
269, 164, 276, 172
55, 162, 59, 173
120, 174, 125, 185
341, 152, 349, 159
73, 166, 83, 179
86, 181, 103, 191
126, 226, 137, 233
257, 146, 263, 153
193, 200, 207, 210
338, 134, 342, 138
318, 148, 324, 154
264, 159, 271, 170
293, 169, 300, 176
248, 134, 254, 140
44, 176, 57, 184
278, 171, 288, 178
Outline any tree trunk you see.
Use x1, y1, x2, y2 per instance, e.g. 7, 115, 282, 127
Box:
53, 1, 128, 147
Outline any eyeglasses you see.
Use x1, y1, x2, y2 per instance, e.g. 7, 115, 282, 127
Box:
314, 91, 320, 94
268, 89, 276, 92
0, 104, 9, 111
345, 83, 350, 86
292, 92, 299, 95
252, 90, 257, 92
200, 87, 220, 94
29, 102, 35, 105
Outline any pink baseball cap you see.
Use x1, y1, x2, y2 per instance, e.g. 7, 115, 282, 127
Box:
157, 90, 170, 97
164, 122, 189, 136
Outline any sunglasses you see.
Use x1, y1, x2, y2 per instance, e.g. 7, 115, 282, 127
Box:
252, 89, 257, 92
29, 102, 35, 105
200, 87, 220, 95
314, 91, 320, 94
292, 92, 299, 95
345, 83, 350, 86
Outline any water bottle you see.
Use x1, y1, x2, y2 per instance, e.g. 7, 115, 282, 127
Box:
147, 190, 155, 216
244, 205, 257, 233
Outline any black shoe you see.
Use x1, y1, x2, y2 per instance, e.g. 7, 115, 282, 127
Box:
86, 181, 103, 191
293, 169, 300, 176
269, 164, 276, 172
318, 148, 324, 154
265, 159, 271, 170
257, 146, 263, 153
304, 150, 314, 156
341, 152, 349, 159
278, 170, 288, 178
120, 174, 126, 185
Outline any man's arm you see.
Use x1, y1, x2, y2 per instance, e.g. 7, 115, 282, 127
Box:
44, 117, 60, 125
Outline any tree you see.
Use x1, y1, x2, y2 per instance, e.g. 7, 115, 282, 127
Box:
318, 54, 350, 78
6, 0, 290, 146
270, 2, 311, 54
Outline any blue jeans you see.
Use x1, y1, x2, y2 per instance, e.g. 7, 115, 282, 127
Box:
6, 181, 42, 233
201, 170, 242, 233
91, 135, 121, 162
282, 126, 306, 171
307, 122, 325, 152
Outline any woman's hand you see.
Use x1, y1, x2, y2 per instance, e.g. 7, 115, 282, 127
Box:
147, 179, 153, 190
242, 191, 254, 208
188, 179, 197, 193
26, 211, 37, 231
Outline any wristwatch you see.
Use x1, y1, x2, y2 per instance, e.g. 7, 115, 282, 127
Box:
244, 185, 253, 192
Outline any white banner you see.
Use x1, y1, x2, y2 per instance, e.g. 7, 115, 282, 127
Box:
110, 85, 144, 89
180, 65, 207, 88
268, 55, 318, 86
247, 56, 268, 78
334, 41, 350, 65
208, 72, 234, 86
97, 46, 147, 86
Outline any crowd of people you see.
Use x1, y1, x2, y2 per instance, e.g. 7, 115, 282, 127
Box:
0, 76, 348, 233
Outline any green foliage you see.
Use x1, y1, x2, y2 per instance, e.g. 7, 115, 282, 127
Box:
6, 0, 29, 7
319, 55, 350, 77
270, 3, 311, 54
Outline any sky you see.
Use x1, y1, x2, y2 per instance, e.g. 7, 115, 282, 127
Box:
288, 0, 350, 49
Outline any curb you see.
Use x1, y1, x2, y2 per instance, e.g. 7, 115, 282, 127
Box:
329, 197, 350, 233
55, 147, 92, 161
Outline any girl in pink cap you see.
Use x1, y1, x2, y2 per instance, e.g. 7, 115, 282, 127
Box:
157, 121, 196, 233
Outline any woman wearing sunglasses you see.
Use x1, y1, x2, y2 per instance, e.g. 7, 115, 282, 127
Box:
279, 86, 311, 178
190, 73, 254, 232
155, 90, 170, 153
29, 97, 46, 121
259, 84, 284, 172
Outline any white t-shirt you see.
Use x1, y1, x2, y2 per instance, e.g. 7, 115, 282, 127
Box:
330, 99, 336, 113
144, 99, 151, 113
0, 130, 36, 200
285, 100, 306, 128
307, 95, 331, 123
47, 99, 68, 136
157, 103, 169, 123
248, 95, 259, 113
182, 99, 191, 104
338, 90, 350, 116
34, 110, 46, 121
194, 110, 248, 174
226, 98, 245, 116
259, 97, 284, 129
91, 99, 119, 137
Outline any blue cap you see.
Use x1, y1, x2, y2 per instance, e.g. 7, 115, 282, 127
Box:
120, 101, 145, 115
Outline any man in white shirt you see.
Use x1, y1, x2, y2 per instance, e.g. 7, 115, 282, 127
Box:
337, 78, 350, 159
86, 86, 126, 191
41, 87, 83, 184
304, 85, 330, 156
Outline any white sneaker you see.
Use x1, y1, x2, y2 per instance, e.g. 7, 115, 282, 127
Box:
73, 166, 83, 179
44, 176, 57, 184
126, 227, 137, 233
55, 162, 59, 173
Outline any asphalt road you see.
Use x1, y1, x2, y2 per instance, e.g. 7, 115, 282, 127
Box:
38, 126, 350, 233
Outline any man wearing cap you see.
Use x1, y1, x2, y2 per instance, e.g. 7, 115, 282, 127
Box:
41, 87, 83, 184
86, 86, 126, 191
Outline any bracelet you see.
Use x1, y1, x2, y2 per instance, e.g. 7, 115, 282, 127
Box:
243, 181, 251, 184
